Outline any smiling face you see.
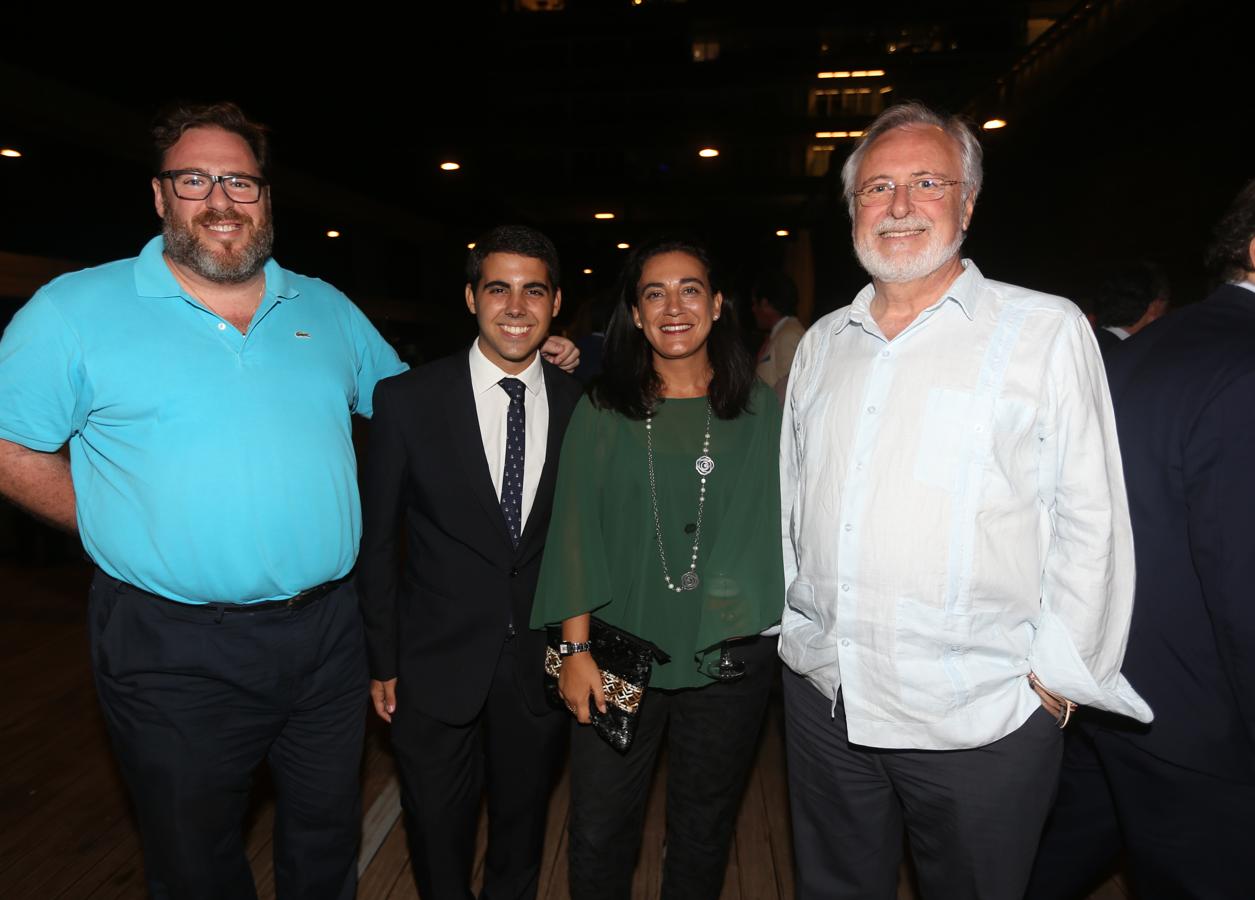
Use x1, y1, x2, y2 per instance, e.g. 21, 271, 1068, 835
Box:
465, 252, 561, 374
631, 250, 723, 365
153, 126, 273, 284
851, 124, 974, 285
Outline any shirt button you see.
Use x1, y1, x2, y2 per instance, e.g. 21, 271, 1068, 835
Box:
841, 583, 850, 592
217, 322, 226, 331
843, 523, 853, 532
867, 405, 877, 414
880, 350, 890, 358
841, 639, 851, 647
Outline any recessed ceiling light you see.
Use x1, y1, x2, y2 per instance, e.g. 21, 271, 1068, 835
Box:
440, 161, 461, 171
583, 268, 593, 274
326, 230, 341, 238
467, 242, 476, 249
982, 118, 1007, 130
616, 242, 630, 250
776, 229, 790, 237
698, 148, 719, 158
0, 148, 21, 158
594, 212, 615, 220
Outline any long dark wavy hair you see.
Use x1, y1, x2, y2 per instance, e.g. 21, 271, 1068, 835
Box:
592, 236, 755, 420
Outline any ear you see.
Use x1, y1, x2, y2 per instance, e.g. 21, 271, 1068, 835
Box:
551, 287, 563, 318
961, 192, 976, 233
153, 177, 167, 219
713, 291, 724, 321
631, 305, 642, 329
465, 283, 477, 315
1247, 235, 1255, 272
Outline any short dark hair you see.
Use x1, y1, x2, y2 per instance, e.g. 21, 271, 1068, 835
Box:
752, 269, 799, 317
466, 225, 561, 290
152, 101, 270, 174
1093, 260, 1169, 328
1205, 178, 1255, 286
593, 236, 755, 421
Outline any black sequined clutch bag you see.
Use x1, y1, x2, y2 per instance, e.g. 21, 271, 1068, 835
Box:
545, 619, 670, 753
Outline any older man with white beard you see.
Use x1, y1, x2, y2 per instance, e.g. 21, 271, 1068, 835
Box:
778, 102, 1151, 899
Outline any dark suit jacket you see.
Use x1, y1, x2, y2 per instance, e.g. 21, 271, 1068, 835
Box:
1092, 324, 1122, 357
1103, 284, 1255, 781
358, 351, 583, 725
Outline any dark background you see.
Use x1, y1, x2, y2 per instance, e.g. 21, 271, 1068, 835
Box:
3, 0, 1248, 346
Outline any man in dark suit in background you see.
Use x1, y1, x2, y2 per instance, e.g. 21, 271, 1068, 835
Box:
358, 226, 583, 900
1028, 181, 1255, 898
1089, 259, 1169, 356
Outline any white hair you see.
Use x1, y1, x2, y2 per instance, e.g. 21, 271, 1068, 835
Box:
840, 102, 984, 216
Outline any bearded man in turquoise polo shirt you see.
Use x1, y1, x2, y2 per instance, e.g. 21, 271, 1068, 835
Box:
0, 102, 573, 900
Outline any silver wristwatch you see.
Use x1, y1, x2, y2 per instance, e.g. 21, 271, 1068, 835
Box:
557, 640, 592, 656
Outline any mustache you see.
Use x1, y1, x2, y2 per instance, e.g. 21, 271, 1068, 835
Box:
875, 215, 932, 236
193, 209, 248, 227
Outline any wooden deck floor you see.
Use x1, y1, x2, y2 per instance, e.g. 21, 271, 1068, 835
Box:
0, 560, 1129, 899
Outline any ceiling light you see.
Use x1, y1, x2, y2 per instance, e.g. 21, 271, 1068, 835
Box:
0, 148, 21, 158
583, 268, 593, 274
616, 242, 630, 250
776, 229, 790, 237
594, 212, 615, 220
817, 69, 884, 79
467, 242, 476, 249
982, 118, 1007, 130
698, 147, 719, 158
440, 161, 461, 171
326, 230, 341, 238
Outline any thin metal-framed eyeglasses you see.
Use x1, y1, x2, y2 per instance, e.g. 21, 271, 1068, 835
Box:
852, 177, 965, 207
158, 170, 268, 203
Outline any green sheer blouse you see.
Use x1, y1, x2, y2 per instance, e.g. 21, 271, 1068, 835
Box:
531, 380, 785, 689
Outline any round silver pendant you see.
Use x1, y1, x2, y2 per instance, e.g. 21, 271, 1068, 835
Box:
695, 455, 715, 476
680, 571, 700, 591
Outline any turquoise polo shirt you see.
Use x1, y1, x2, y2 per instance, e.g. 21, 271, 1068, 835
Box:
0, 237, 407, 604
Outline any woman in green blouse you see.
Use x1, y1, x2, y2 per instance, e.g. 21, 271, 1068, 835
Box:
532, 237, 785, 900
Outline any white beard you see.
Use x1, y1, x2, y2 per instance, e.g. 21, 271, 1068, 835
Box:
854, 215, 965, 284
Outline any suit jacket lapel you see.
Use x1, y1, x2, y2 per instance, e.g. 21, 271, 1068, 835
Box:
446, 358, 515, 550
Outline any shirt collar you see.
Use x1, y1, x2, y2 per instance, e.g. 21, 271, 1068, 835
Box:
837, 258, 983, 334
469, 339, 545, 398
1232, 279, 1255, 296
132, 235, 298, 301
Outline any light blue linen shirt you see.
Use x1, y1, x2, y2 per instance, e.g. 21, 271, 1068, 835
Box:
779, 260, 1151, 750
0, 236, 406, 604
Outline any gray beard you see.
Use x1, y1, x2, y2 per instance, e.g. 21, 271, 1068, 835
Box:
162, 209, 274, 285
854, 222, 964, 284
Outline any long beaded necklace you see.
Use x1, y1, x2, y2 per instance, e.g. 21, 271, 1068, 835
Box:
645, 401, 715, 593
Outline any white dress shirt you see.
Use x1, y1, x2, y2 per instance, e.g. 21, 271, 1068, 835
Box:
469, 341, 548, 533
779, 260, 1152, 751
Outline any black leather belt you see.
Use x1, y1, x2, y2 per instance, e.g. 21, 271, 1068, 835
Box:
109, 571, 350, 614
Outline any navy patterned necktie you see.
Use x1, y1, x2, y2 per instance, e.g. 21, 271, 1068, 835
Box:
498, 377, 526, 547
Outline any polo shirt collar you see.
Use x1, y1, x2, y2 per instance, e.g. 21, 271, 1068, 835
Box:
838, 258, 983, 334
132, 235, 300, 301
469, 339, 544, 398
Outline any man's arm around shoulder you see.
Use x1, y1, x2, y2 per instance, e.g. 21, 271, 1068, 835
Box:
0, 439, 77, 532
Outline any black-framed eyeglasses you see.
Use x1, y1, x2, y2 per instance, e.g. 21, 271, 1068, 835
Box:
852, 177, 964, 207
158, 170, 268, 203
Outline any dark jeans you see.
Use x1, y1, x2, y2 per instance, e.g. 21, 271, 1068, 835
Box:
390, 638, 566, 900
783, 668, 1062, 900
1027, 724, 1255, 900
567, 636, 777, 900
89, 570, 366, 900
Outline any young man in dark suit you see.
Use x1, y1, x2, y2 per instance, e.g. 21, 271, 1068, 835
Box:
358, 226, 583, 900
